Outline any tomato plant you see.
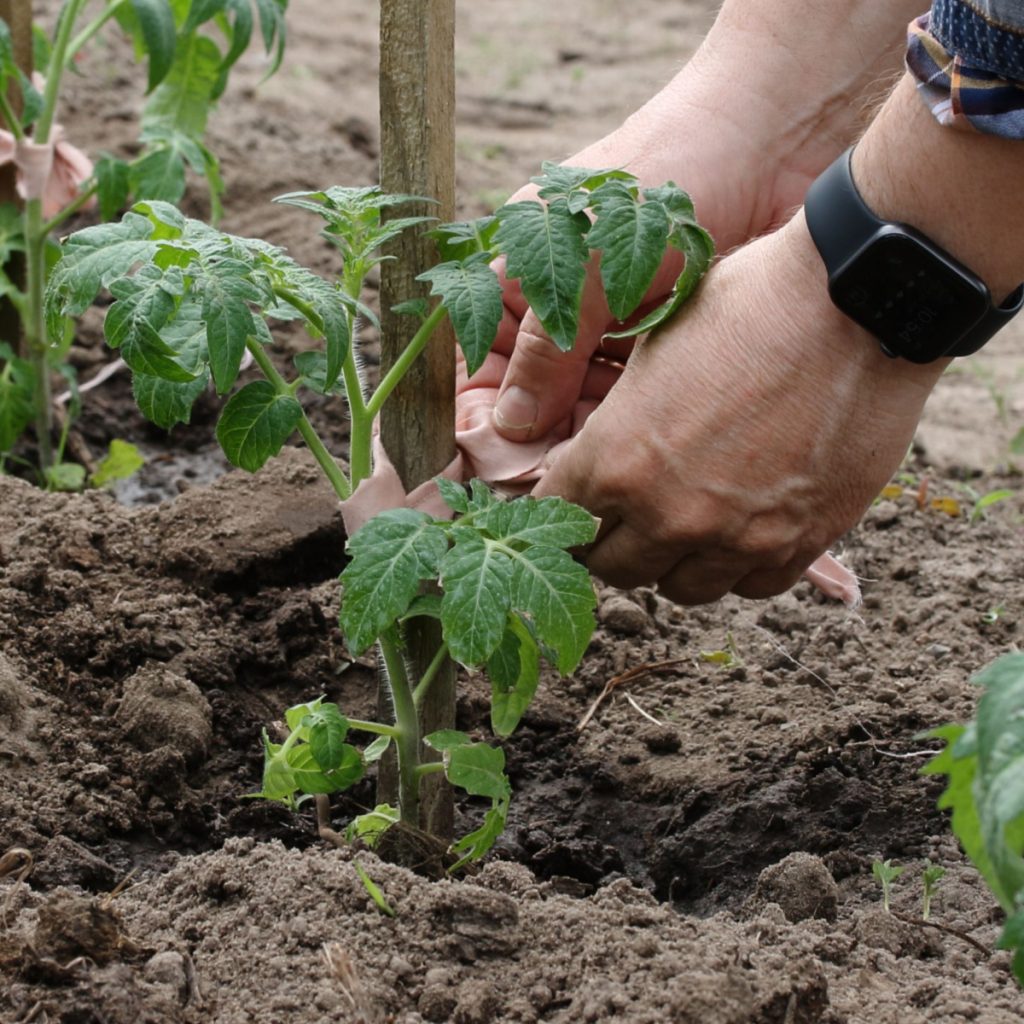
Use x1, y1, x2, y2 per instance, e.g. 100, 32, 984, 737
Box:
0, 0, 287, 487
47, 163, 713, 864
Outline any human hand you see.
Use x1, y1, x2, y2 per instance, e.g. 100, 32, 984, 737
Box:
531, 215, 947, 604
488, 0, 923, 442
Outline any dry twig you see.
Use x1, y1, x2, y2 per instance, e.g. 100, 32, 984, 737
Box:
577, 658, 689, 732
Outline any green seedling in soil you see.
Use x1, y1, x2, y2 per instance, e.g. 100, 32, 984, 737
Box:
967, 487, 1015, 525
699, 631, 742, 668
871, 859, 904, 912
921, 860, 946, 921
0, 0, 287, 486
49, 162, 713, 867
925, 652, 1024, 985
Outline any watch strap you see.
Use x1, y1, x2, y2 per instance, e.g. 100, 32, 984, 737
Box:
805, 148, 1024, 359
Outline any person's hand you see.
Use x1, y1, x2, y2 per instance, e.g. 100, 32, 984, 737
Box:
488, 0, 923, 442
531, 214, 947, 604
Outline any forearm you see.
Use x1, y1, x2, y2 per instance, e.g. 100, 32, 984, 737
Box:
854, 73, 1024, 302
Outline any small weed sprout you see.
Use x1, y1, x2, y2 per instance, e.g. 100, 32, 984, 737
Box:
921, 860, 946, 921
871, 858, 904, 912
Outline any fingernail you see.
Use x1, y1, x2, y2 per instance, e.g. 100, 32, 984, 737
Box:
494, 386, 538, 433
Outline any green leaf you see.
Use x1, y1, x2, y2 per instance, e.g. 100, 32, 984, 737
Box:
423, 729, 472, 752
285, 698, 323, 736
0, 344, 35, 453
202, 271, 262, 393
509, 545, 595, 674
418, 253, 503, 377
445, 742, 511, 801
450, 796, 508, 871
339, 509, 449, 655
467, 477, 497, 512
586, 185, 669, 321
434, 476, 469, 514
305, 704, 350, 771
253, 0, 287, 77
95, 155, 132, 222
131, 146, 186, 204
346, 804, 399, 847
258, 729, 297, 803
143, 33, 222, 141
430, 216, 499, 262
440, 531, 514, 666
477, 495, 598, 549
286, 743, 363, 795
44, 462, 87, 492
133, 369, 209, 429
971, 489, 1014, 524
362, 735, 392, 764
293, 351, 345, 396
90, 439, 145, 487
182, 0, 227, 35
215, 380, 302, 471
132, 0, 178, 91
495, 199, 590, 351
353, 860, 395, 916
531, 162, 637, 214
489, 615, 540, 738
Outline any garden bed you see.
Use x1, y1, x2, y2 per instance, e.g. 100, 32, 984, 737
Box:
3, 1, 1024, 1021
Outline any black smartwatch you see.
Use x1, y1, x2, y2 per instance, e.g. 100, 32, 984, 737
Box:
804, 147, 1024, 364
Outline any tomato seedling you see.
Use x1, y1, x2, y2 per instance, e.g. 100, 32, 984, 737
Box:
0, 0, 286, 486
48, 162, 713, 866
871, 858, 904, 912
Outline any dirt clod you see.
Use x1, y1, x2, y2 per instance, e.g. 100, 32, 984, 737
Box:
753, 853, 839, 923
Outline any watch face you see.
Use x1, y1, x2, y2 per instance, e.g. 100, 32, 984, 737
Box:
830, 230, 989, 362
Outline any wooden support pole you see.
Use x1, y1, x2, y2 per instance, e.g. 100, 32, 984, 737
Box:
377, 0, 457, 846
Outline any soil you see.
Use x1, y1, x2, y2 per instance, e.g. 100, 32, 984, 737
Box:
3, 1, 1024, 1022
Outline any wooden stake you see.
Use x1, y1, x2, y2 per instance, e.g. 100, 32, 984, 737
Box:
377, 0, 456, 844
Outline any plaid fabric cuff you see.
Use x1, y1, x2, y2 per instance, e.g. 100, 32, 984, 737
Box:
907, 11, 1024, 138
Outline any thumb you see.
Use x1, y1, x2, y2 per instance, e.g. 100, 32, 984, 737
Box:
493, 275, 614, 441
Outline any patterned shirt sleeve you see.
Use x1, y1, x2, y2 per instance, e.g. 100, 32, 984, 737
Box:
907, 2, 1024, 138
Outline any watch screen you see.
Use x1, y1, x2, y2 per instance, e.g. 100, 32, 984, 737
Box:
830, 231, 989, 361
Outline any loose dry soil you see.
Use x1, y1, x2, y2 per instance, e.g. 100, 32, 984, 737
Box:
3, 1, 1024, 1022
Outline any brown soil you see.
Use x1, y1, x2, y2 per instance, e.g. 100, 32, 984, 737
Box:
3, 2, 1024, 1022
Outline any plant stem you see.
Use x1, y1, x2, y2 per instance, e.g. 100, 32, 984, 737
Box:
41, 181, 98, 236
22, 0, 92, 472
0, 87, 24, 141
413, 642, 448, 709
379, 629, 421, 828
346, 718, 399, 739
414, 762, 445, 779
365, 303, 446, 419
244, 338, 352, 500
65, 0, 126, 66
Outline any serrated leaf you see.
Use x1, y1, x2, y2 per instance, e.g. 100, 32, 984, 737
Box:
95, 154, 132, 222
434, 476, 469, 514
401, 593, 443, 623
445, 742, 510, 801
203, 271, 262, 393
305, 704, 350, 771
450, 796, 509, 871
293, 351, 345, 396
495, 199, 590, 351
531, 162, 637, 213
132, 0, 178, 91
143, 33, 222, 141
132, 145, 187, 204
477, 494, 597, 549
430, 216, 499, 262
509, 546, 595, 674
339, 509, 449, 655
489, 615, 540, 738
586, 188, 669, 321
439, 531, 513, 666
133, 372, 208, 429
467, 477, 496, 511
90, 439, 145, 487
216, 380, 302, 471
418, 253, 503, 376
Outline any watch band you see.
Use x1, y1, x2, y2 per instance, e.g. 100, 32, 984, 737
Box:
805, 148, 1024, 358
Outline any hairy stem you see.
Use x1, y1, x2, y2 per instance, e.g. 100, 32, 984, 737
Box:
379, 629, 421, 828
412, 642, 449, 709
346, 718, 399, 739
245, 338, 352, 500
24, 198, 52, 470
365, 303, 446, 419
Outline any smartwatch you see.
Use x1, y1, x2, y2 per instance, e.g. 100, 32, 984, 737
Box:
804, 147, 1024, 364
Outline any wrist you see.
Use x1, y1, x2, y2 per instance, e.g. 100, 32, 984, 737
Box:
853, 74, 1024, 303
